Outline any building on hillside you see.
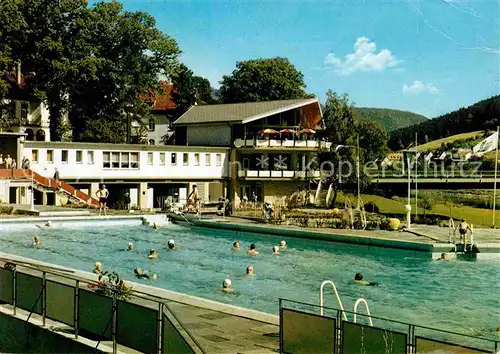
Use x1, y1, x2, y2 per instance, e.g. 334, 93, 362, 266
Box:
0, 69, 54, 142
173, 98, 332, 205
133, 81, 178, 145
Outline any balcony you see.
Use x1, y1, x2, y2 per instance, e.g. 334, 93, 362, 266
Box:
238, 169, 324, 179
234, 138, 332, 150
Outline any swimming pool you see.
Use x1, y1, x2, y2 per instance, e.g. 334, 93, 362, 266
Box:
0, 219, 497, 340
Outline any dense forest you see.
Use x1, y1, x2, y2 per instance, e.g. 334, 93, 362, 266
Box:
355, 108, 427, 132
388, 95, 500, 150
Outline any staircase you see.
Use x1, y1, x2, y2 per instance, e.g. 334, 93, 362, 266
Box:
0, 169, 100, 207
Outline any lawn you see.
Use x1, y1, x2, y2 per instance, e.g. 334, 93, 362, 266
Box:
340, 193, 500, 228
409, 131, 483, 152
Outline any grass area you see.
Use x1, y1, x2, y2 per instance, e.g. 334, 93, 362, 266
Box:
409, 131, 482, 152
340, 193, 500, 228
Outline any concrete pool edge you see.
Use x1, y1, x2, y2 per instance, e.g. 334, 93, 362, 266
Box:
0, 251, 279, 326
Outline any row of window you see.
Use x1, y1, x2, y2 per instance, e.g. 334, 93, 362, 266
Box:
103, 151, 223, 169
32, 149, 94, 164
30, 149, 223, 168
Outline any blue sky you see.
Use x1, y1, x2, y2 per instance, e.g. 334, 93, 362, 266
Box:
93, 0, 498, 118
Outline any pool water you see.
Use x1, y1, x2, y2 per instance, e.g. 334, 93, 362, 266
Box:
0, 220, 498, 339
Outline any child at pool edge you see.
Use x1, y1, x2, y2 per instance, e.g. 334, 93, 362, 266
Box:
354, 273, 378, 286
33, 236, 40, 246
217, 279, 234, 293
248, 243, 259, 256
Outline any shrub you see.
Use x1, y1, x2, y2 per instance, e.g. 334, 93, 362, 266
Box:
0, 206, 14, 215
364, 202, 380, 214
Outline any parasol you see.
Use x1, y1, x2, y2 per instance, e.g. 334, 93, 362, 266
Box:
280, 128, 295, 133
299, 128, 316, 134
259, 128, 278, 134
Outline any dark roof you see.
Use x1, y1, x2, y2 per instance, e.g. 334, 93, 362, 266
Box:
173, 98, 319, 126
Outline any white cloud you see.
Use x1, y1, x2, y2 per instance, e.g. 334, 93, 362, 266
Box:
402, 81, 440, 95
324, 37, 401, 75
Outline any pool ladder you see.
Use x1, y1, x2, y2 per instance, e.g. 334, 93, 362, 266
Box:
319, 280, 373, 326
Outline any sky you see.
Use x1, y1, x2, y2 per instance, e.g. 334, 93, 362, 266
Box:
91, 0, 499, 118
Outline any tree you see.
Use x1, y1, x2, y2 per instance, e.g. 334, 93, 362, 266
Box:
319, 90, 358, 207
218, 57, 311, 103
0, 0, 25, 99
357, 119, 388, 163
193, 76, 217, 105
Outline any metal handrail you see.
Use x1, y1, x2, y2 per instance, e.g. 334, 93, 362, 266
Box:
353, 298, 373, 326
0, 256, 206, 354
319, 280, 347, 321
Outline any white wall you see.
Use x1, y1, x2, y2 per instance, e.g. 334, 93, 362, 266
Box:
186, 124, 231, 146
22, 142, 229, 181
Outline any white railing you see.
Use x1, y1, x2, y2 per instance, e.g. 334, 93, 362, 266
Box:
238, 170, 324, 178
319, 280, 347, 321
353, 298, 373, 326
234, 138, 332, 150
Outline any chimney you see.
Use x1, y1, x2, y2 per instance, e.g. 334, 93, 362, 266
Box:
17, 61, 21, 85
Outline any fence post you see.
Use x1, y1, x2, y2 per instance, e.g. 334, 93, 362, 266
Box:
279, 299, 283, 354
12, 267, 17, 316
112, 293, 117, 354
74, 280, 79, 339
157, 303, 163, 354
42, 271, 46, 327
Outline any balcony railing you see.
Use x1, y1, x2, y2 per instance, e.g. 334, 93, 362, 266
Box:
238, 169, 324, 179
234, 138, 332, 150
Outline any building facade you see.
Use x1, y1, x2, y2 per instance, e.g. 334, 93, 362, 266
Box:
173, 98, 331, 205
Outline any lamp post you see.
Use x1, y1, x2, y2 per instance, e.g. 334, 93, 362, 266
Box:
30, 168, 35, 211
335, 136, 360, 210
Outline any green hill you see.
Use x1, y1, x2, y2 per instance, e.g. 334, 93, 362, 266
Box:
355, 108, 427, 132
389, 95, 500, 150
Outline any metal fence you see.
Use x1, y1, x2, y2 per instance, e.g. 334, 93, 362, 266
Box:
280, 298, 499, 354
0, 257, 205, 354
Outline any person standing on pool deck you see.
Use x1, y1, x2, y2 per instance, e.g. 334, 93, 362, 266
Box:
187, 185, 200, 215
96, 184, 109, 216
455, 219, 472, 250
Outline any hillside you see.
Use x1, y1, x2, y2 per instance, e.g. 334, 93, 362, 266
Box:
409, 131, 483, 152
389, 95, 500, 150
355, 108, 427, 132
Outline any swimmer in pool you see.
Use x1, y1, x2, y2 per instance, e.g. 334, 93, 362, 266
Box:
167, 240, 175, 250
248, 243, 259, 256
232, 241, 240, 250
36, 220, 52, 229
148, 249, 158, 259
127, 242, 134, 251
33, 236, 41, 246
153, 223, 159, 231
438, 253, 448, 261
246, 265, 255, 276
272, 246, 280, 256
354, 273, 378, 286
280, 240, 287, 249
217, 279, 234, 293
93, 261, 102, 274
134, 268, 150, 279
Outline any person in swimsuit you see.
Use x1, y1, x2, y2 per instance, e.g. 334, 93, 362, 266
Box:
188, 185, 200, 215
148, 249, 158, 259
134, 268, 150, 279
272, 246, 280, 256
232, 241, 240, 250
246, 265, 255, 276
33, 236, 41, 246
354, 273, 378, 286
455, 219, 472, 250
96, 184, 109, 216
248, 243, 259, 256
217, 279, 234, 293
